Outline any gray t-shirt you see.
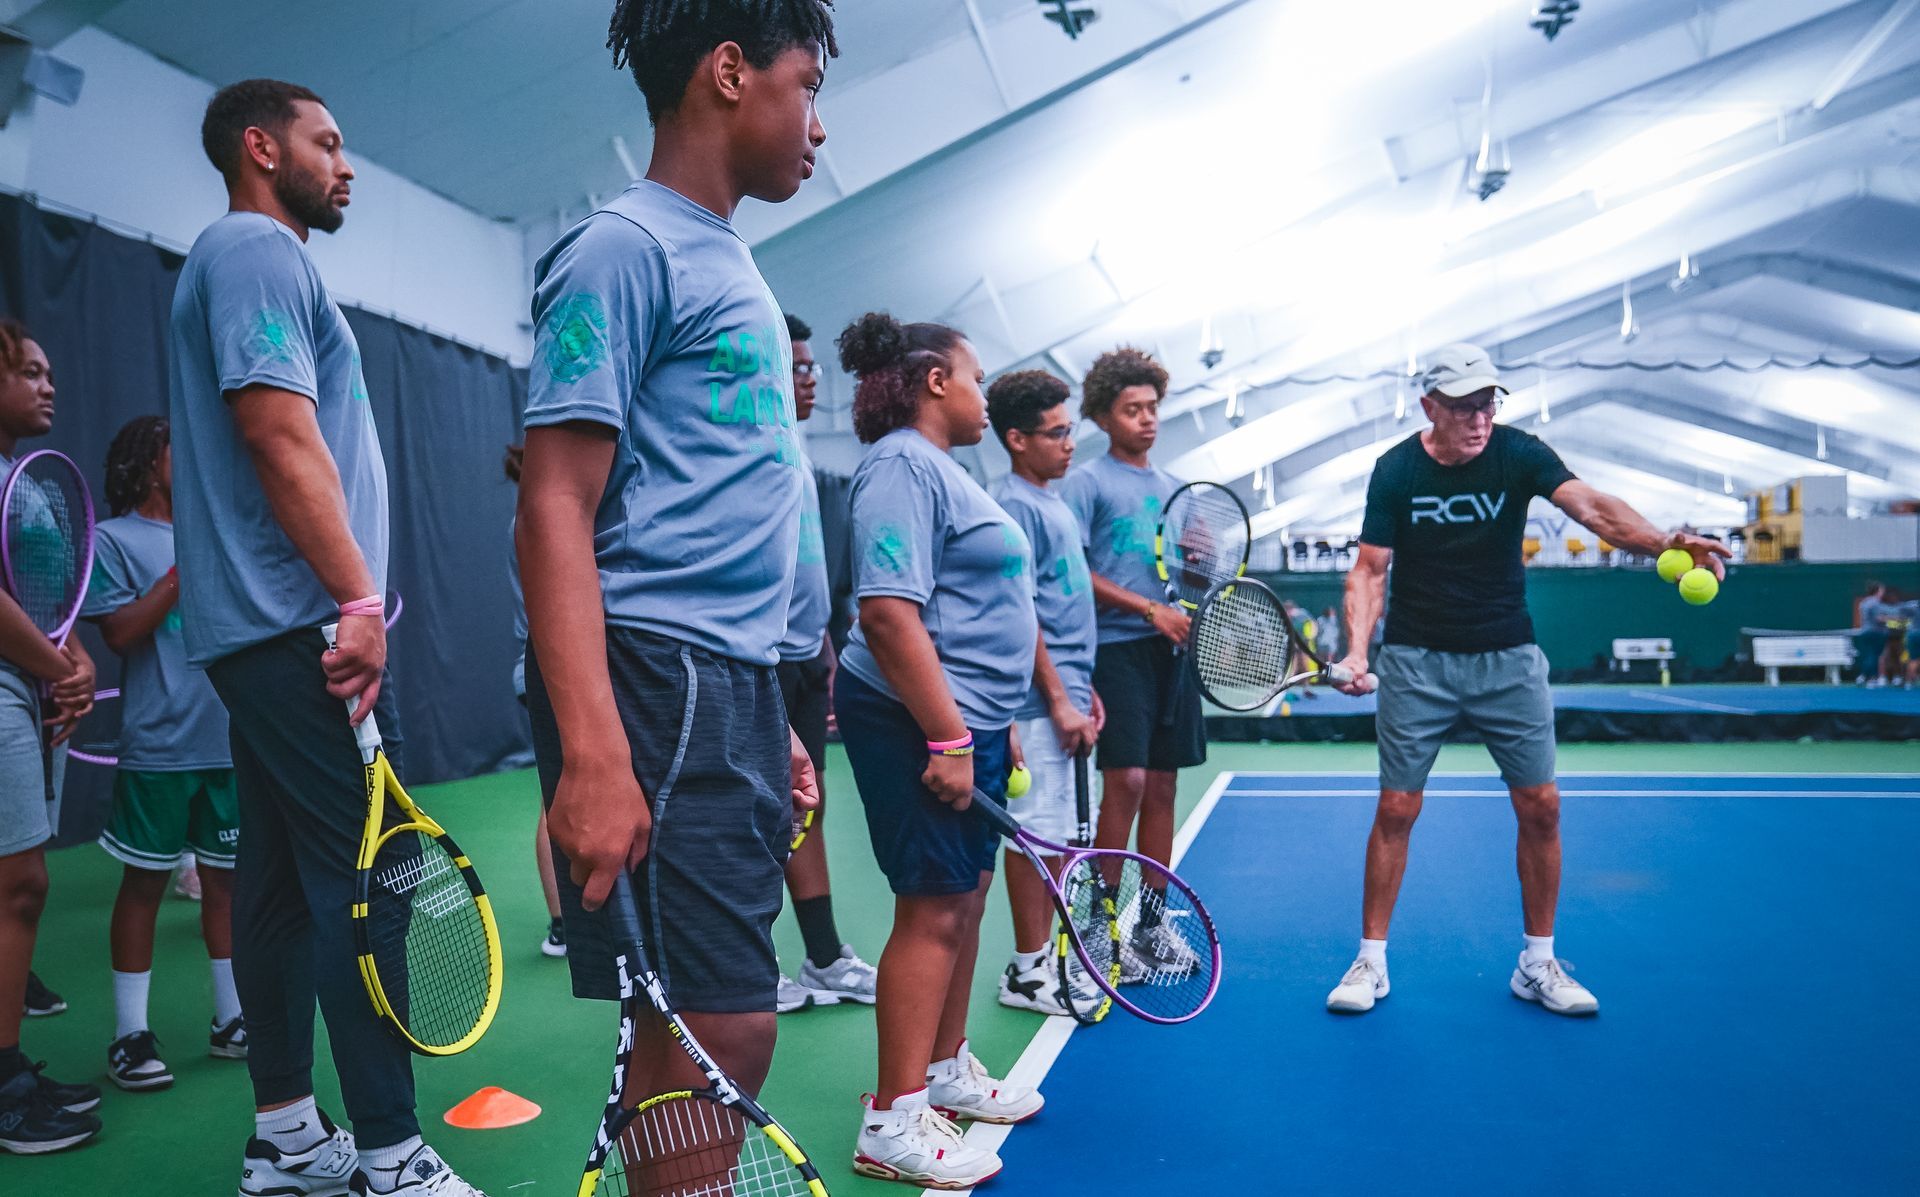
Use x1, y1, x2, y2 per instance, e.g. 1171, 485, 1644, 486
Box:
522, 181, 800, 666
168, 212, 389, 667
80, 515, 231, 771
1057, 453, 1178, 644
841, 430, 1037, 730
993, 475, 1095, 721
779, 465, 831, 663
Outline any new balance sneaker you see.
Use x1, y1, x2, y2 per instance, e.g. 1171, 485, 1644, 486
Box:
776, 973, 813, 1014
925, 1041, 1042, 1125
107, 1030, 174, 1091
350, 1143, 487, 1195
211, 1016, 249, 1060
997, 957, 1068, 1017
27, 1061, 101, 1114
539, 918, 566, 959
852, 1092, 1000, 1190
0, 1068, 101, 1155
1510, 955, 1599, 1016
23, 971, 65, 1017
799, 945, 878, 1005
1326, 958, 1390, 1014
239, 1109, 358, 1197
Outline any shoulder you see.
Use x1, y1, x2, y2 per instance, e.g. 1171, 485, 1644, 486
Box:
535, 207, 671, 292
1371, 433, 1422, 476
192, 214, 311, 273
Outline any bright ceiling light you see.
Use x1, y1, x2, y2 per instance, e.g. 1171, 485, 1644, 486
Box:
1556, 109, 1770, 203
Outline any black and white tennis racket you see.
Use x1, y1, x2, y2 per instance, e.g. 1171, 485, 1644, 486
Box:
1058, 751, 1114, 1026
1152, 481, 1250, 726
1189, 577, 1376, 711
0, 450, 95, 804
973, 790, 1220, 1024
577, 872, 829, 1197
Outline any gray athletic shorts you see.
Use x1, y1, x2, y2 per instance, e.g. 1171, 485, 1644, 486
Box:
1374, 644, 1555, 792
0, 669, 65, 858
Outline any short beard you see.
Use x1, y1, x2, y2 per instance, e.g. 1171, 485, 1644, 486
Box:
275, 164, 344, 234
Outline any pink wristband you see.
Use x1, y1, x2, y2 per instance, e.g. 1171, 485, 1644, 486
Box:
927, 733, 974, 756
339, 595, 385, 618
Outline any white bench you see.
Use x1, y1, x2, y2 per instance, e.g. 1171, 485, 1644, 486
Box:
1612, 638, 1675, 686
1752, 636, 1854, 686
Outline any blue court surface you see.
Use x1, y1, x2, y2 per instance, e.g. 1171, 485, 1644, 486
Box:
984, 772, 1920, 1195
1267, 684, 1920, 717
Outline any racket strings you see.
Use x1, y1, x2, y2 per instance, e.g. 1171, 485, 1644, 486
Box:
1077, 855, 1219, 1020
5, 467, 84, 630
1161, 487, 1250, 606
598, 1095, 811, 1197
1192, 583, 1298, 710
365, 828, 491, 1048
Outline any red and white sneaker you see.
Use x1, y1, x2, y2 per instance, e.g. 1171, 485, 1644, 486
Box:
853, 1090, 1000, 1190
925, 1041, 1042, 1125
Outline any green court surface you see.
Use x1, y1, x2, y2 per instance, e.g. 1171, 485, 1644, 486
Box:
17, 741, 1917, 1193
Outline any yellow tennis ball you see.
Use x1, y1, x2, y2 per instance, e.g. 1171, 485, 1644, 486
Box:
1656, 548, 1693, 584
1678, 568, 1719, 606
1006, 765, 1031, 799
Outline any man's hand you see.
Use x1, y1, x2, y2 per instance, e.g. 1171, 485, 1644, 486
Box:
922, 750, 975, 811
1090, 689, 1107, 736
1049, 696, 1097, 757
1332, 651, 1377, 697
1149, 603, 1191, 647
46, 641, 95, 746
1664, 531, 1733, 581
548, 751, 649, 912
789, 724, 820, 820
323, 612, 386, 722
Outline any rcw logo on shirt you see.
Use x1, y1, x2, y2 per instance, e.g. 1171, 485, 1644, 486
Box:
1410, 493, 1507, 525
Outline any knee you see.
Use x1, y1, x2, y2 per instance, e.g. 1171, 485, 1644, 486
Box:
1373, 790, 1422, 838
0, 858, 49, 920
119, 866, 170, 903
1511, 784, 1560, 834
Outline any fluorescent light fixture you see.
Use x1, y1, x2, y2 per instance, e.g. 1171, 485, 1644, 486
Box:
1557, 110, 1768, 204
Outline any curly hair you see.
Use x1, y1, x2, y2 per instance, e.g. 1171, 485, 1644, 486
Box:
608, 0, 838, 123
105, 416, 170, 518
0, 317, 30, 379
836, 312, 966, 444
202, 78, 325, 182
1080, 346, 1169, 420
784, 312, 812, 343
986, 370, 1071, 448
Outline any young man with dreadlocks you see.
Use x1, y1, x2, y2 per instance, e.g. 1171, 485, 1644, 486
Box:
517, 2, 835, 1188
81, 416, 246, 1094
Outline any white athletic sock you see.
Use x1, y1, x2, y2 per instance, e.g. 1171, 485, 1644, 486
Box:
1523, 934, 1555, 966
1357, 938, 1387, 967
1010, 948, 1047, 972
256, 1094, 321, 1152
359, 1135, 424, 1185
210, 957, 242, 1025
113, 969, 151, 1040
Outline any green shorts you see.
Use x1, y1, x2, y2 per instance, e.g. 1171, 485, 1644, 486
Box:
99, 768, 239, 871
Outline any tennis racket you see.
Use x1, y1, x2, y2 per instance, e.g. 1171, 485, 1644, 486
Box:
1152, 482, 1249, 727
972, 790, 1220, 1024
67, 686, 121, 768
1057, 751, 1114, 1026
1189, 577, 1376, 711
324, 622, 502, 1056
578, 872, 829, 1197
790, 806, 815, 853
0, 451, 96, 804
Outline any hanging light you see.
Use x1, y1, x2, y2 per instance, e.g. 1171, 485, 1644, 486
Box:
1816, 424, 1829, 461
1199, 315, 1225, 370
1539, 391, 1552, 424
1669, 251, 1700, 293
1618, 280, 1638, 341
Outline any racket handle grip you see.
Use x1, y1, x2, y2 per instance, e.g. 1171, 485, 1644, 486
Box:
1325, 663, 1354, 685
968, 788, 1019, 837
321, 622, 383, 759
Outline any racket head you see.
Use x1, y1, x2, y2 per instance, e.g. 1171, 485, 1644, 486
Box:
0, 450, 95, 642
583, 1090, 826, 1197
1061, 847, 1221, 1024
1190, 576, 1299, 710
354, 758, 502, 1056
1154, 482, 1250, 608
67, 686, 122, 767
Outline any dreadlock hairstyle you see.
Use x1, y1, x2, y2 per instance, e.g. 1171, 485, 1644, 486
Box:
0, 317, 31, 379
607, 0, 839, 123
837, 312, 967, 445
1080, 346, 1169, 421
987, 370, 1072, 448
105, 416, 170, 518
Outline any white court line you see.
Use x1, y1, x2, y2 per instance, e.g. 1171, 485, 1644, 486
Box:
1219, 770, 1920, 779
954, 770, 1237, 1192
1623, 689, 1757, 714
1224, 788, 1920, 800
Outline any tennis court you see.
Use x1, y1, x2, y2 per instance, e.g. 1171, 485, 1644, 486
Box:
19, 741, 1916, 1194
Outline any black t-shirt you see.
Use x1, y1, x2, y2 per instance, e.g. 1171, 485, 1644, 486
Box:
1358, 425, 1576, 652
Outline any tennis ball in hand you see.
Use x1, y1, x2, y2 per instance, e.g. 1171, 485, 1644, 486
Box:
1006, 765, 1032, 799
1656, 548, 1694, 584
1678, 568, 1719, 606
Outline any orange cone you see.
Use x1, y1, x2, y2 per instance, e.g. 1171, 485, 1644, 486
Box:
444, 1086, 542, 1130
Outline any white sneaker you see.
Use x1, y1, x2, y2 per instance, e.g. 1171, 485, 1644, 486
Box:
239, 1110, 358, 1196
925, 1041, 1042, 1125
1121, 918, 1200, 982
1326, 957, 1390, 1013
1510, 955, 1599, 1016
776, 973, 813, 1014
853, 1092, 1001, 1190
350, 1143, 485, 1195
997, 957, 1069, 1017
799, 945, 878, 1005
538, 918, 566, 959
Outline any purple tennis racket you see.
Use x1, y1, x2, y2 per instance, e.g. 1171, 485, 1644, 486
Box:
971, 788, 1221, 1024
1, 450, 95, 801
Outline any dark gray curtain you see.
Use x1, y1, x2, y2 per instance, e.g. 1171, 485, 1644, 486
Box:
0, 191, 529, 845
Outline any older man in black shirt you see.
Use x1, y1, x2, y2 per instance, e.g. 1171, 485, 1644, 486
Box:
1326, 344, 1727, 1017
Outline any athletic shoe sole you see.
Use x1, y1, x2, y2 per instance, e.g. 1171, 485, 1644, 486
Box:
539, 941, 567, 959
930, 1099, 1043, 1126
0, 1127, 99, 1154
109, 1070, 175, 1092
1509, 974, 1599, 1016
804, 986, 874, 1006
23, 1003, 67, 1018
996, 989, 1069, 1018
209, 1043, 249, 1060
852, 1154, 1000, 1190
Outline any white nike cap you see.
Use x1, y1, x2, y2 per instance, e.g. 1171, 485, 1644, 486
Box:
1419, 343, 1506, 399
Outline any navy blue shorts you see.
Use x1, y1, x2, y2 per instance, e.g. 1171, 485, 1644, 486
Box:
834, 670, 1010, 897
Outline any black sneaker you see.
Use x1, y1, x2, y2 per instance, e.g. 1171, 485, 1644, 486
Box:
23, 971, 66, 1017
0, 1068, 101, 1154
27, 1061, 100, 1113
540, 917, 566, 959
210, 1015, 249, 1060
107, 1030, 174, 1092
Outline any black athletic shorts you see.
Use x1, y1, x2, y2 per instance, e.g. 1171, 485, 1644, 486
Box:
526, 627, 790, 1013
1091, 635, 1206, 773
776, 647, 832, 774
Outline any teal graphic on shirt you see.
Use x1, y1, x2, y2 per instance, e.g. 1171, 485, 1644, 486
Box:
248, 309, 297, 364
1059, 454, 1179, 645
706, 326, 800, 468
542, 293, 611, 384
350, 347, 369, 404
798, 509, 826, 566
869, 523, 911, 574
1000, 524, 1030, 580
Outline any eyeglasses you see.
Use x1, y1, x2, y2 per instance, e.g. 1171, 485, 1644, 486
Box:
1438, 396, 1502, 419
1024, 425, 1073, 443
793, 362, 823, 379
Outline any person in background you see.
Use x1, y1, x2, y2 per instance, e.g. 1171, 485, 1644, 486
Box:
1853, 581, 1895, 688
504, 443, 566, 959
1318, 604, 1344, 671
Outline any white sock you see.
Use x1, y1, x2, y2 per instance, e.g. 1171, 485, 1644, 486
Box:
256, 1094, 321, 1152
359, 1135, 425, 1185
1357, 938, 1387, 967
210, 957, 242, 1025
1010, 948, 1046, 972
1523, 934, 1555, 966
113, 969, 151, 1040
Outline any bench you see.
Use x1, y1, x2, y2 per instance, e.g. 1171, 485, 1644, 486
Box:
1612, 637, 1674, 686
1752, 635, 1854, 685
